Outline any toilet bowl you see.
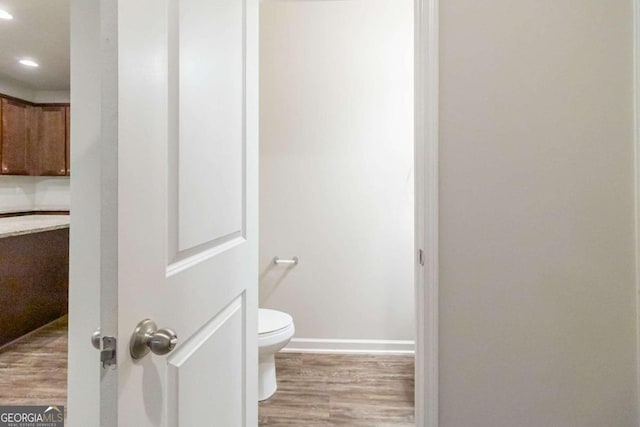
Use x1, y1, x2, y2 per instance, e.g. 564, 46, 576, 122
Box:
258, 308, 295, 401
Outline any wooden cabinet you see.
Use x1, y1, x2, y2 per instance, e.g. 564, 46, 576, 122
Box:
0, 95, 70, 176
0, 98, 32, 175
34, 106, 67, 176
65, 106, 70, 176
0, 227, 69, 346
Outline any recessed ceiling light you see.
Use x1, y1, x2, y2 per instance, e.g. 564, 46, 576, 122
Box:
0, 10, 13, 20
19, 59, 39, 68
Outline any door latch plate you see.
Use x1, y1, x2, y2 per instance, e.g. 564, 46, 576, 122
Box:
100, 336, 117, 368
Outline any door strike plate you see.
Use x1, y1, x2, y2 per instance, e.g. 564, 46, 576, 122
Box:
100, 336, 117, 369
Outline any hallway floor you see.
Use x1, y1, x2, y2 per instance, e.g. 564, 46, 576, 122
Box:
0, 319, 414, 426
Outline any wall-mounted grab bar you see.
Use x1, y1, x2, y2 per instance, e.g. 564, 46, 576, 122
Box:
273, 256, 299, 266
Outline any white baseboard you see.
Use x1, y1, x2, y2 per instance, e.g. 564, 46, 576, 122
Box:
283, 338, 415, 355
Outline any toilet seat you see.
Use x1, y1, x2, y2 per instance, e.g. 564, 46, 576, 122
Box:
259, 309, 293, 335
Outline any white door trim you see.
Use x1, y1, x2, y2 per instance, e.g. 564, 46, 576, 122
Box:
68, 0, 440, 424
633, 0, 640, 425
414, 0, 439, 426
283, 338, 415, 355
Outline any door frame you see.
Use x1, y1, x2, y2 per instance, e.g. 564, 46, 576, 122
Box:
414, 0, 439, 425
67, 0, 441, 425
634, 0, 640, 419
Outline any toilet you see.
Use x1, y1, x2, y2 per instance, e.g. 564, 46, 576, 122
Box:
258, 308, 295, 401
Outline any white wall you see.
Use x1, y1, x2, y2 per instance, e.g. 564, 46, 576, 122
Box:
0, 176, 70, 213
67, 0, 101, 424
438, 0, 637, 425
0, 176, 35, 213
0, 77, 35, 101
33, 91, 70, 104
34, 177, 70, 210
0, 78, 70, 103
259, 0, 414, 350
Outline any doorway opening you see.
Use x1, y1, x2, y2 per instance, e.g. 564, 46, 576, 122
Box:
257, 1, 415, 424
0, 0, 70, 416
0, 0, 424, 424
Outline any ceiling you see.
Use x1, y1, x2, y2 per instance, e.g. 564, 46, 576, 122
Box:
0, 0, 69, 91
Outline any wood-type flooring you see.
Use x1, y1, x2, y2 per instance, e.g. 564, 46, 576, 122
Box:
0, 317, 415, 426
0, 316, 67, 407
259, 353, 415, 426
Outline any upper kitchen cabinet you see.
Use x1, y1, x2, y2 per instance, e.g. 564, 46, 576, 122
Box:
65, 106, 70, 176
34, 105, 67, 176
1, 98, 32, 175
0, 98, 70, 176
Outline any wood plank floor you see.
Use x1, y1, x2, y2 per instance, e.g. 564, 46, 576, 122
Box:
259, 353, 415, 426
0, 319, 415, 426
0, 316, 67, 407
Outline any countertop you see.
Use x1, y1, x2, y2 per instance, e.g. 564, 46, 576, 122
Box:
0, 215, 70, 239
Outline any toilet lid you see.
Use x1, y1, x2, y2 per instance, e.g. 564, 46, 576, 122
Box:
259, 309, 293, 335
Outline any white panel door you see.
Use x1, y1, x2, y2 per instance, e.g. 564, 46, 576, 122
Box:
99, 0, 258, 425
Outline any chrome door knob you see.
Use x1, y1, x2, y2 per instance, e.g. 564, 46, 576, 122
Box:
91, 329, 101, 349
130, 319, 178, 360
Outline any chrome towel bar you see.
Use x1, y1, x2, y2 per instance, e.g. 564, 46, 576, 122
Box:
273, 256, 299, 265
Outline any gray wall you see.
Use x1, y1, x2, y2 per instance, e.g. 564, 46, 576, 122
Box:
439, 0, 638, 425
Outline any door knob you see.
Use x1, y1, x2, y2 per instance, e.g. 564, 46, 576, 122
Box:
91, 329, 101, 349
130, 319, 178, 360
